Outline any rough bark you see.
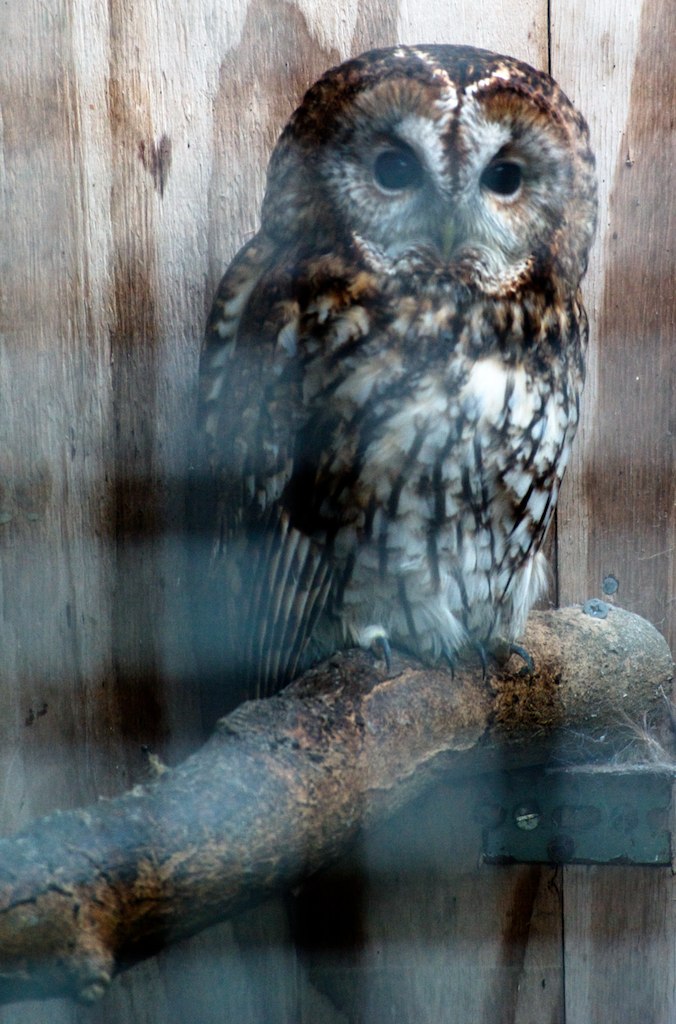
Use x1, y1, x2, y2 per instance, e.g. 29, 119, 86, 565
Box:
0, 605, 672, 1006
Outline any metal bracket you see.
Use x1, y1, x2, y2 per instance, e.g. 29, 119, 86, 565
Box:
480, 766, 673, 865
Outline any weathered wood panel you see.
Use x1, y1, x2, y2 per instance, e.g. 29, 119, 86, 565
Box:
553, 3, 675, 1022
563, 866, 676, 1024
0, 0, 672, 1021
554, 0, 675, 650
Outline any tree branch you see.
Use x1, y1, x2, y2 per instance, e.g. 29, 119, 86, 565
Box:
0, 606, 672, 1005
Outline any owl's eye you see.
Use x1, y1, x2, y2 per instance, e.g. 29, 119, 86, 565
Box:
480, 160, 523, 196
373, 147, 424, 191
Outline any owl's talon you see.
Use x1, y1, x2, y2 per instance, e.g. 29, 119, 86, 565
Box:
477, 640, 534, 678
441, 647, 456, 678
372, 634, 392, 672
476, 643, 489, 679
508, 642, 535, 678
356, 624, 392, 671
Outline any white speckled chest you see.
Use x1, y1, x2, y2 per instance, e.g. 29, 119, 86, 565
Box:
294, 289, 582, 662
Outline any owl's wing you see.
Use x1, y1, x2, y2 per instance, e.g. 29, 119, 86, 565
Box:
190, 235, 333, 708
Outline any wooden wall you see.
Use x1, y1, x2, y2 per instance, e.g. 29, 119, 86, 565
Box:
0, 0, 673, 1021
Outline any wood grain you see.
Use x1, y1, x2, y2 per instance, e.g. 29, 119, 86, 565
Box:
0, 0, 672, 1021
563, 866, 676, 1024
553, 3, 675, 1022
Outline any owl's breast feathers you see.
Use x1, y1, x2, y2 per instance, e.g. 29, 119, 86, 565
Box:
195, 237, 585, 694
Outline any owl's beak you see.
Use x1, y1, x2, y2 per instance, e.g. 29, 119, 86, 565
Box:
440, 219, 457, 260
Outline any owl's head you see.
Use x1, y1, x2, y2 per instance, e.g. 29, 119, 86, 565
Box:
261, 45, 597, 295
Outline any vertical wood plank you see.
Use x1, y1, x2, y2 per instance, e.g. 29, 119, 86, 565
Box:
563, 867, 676, 1024
0, 1, 121, 832
552, 2, 675, 1022
552, 0, 674, 649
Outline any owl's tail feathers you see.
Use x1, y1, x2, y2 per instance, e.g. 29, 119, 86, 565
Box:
219, 508, 334, 703
252, 510, 334, 698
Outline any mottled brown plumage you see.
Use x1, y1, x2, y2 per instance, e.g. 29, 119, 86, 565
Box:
192, 45, 597, 701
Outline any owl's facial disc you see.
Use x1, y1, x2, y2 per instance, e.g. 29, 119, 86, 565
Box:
261, 45, 596, 293
328, 102, 539, 275
301, 61, 595, 291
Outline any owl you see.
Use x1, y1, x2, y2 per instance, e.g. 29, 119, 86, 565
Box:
191, 45, 597, 706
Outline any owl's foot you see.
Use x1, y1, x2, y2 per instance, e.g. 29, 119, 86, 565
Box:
473, 640, 534, 679
475, 643, 490, 679
356, 625, 392, 672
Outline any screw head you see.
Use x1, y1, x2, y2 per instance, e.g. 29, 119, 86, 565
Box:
514, 803, 541, 831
